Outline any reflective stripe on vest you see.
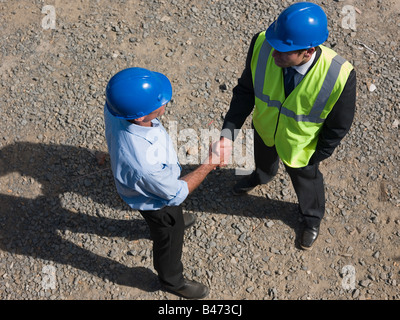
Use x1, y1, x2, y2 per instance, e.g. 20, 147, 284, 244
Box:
254, 40, 347, 124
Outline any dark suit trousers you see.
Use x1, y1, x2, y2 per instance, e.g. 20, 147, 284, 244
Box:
253, 128, 325, 228
139, 206, 185, 288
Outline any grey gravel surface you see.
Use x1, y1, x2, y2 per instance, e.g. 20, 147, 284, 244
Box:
0, 0, 399, 300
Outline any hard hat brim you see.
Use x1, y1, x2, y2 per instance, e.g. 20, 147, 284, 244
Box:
154, 71, 173, 110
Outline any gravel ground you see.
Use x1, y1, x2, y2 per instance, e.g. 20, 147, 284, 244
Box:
0, 0, 399, 301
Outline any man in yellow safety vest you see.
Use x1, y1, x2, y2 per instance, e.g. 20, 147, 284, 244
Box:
220, 2, 357, 250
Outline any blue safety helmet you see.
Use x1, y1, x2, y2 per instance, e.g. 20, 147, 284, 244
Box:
105, 67, 172, 120
265, 2, 329, 52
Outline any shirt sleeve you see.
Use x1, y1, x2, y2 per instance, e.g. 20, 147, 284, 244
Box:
134, 163, 189, 207
309, 69, 357, 164
221, 33, 260, 141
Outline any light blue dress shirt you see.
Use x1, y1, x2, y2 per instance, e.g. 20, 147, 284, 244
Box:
104, 106, 189, 211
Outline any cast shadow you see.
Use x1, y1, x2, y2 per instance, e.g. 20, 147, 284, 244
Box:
0, 142, 157, 292
180, 164, 302, 245
0, 142, 302, 293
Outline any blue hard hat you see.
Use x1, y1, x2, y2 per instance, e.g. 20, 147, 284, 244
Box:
265, 2, 329, 52
105, 67, 172, 119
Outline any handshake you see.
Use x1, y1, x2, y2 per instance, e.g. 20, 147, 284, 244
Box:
181, 137, 234, 193
205, 137, 233, 167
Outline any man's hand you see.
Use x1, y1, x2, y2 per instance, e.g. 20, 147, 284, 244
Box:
209, 137, 233, 167
182, 137, 233, 194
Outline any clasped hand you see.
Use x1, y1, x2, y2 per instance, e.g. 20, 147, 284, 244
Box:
205, 137, 233, 167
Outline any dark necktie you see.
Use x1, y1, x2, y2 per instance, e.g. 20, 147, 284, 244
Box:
284, 67, 297, 96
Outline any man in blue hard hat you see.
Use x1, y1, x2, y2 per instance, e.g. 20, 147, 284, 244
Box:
219, 2, 357, 250
104, 67, 230, 299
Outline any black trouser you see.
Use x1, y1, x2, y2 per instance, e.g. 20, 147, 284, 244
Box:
253, 128, 325, 228
139, 206, 185, 288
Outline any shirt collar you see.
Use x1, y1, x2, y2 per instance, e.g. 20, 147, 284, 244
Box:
124, 118, 162, 143
291, 51, 316, 75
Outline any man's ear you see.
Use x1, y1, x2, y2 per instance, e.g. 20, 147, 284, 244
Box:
305, 47, 316, 58
133, 116, 146, 122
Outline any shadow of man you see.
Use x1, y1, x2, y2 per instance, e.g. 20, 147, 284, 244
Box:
0, 142, 157, 292
0, 142, 303, 295
180, 164, 303, 244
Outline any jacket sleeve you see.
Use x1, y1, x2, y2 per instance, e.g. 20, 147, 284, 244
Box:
309, 69, 357, 164
221, 33, 260, 141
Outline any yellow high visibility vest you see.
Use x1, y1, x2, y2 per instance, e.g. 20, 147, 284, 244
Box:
251, 32, 353, 168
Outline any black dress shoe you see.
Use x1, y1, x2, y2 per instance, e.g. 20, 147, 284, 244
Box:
232, 171, 260, 195
300, 225, 320, 250
183, 213, 196, 229
162, 279, 209, 299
